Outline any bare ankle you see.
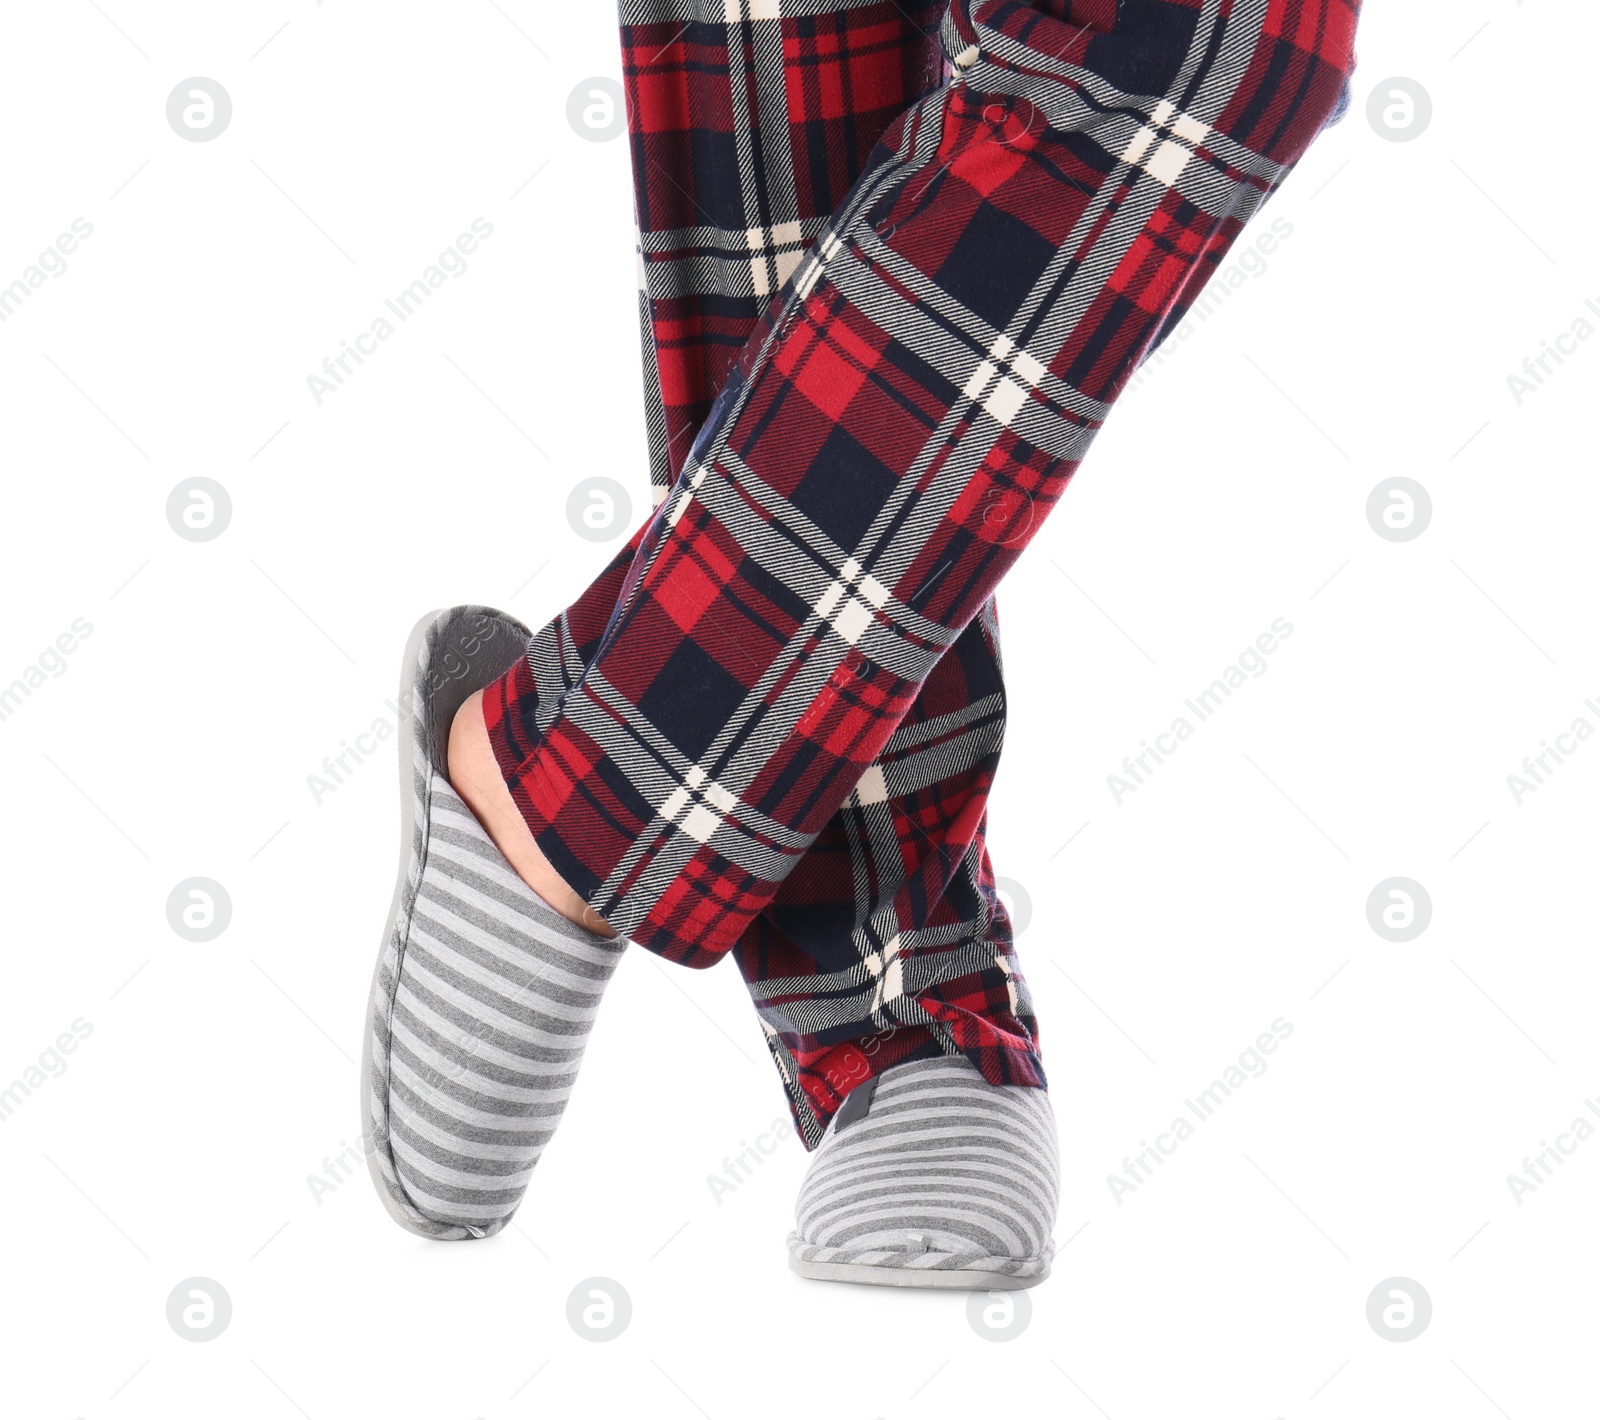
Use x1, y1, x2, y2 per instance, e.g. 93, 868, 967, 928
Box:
447, 691, 617, 938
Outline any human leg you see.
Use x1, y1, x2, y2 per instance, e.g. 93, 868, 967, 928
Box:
486, 0, 1360, 971
366, 0, 1361, 1255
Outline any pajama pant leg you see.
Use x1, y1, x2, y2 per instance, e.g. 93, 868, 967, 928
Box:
516, 0, 1042, 1143
492, 0, 1359, 1136
630, 0, 1042, 1138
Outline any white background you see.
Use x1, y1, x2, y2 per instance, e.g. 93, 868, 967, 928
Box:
1, 2, 1594, 1417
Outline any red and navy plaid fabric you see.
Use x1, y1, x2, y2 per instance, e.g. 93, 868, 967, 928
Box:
490, 0, 1359, 1142
621, 0, 948, 488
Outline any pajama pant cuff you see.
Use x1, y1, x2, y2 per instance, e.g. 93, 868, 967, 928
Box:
787, 1012, 1047, 1147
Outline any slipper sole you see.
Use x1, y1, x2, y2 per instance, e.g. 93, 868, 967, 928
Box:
788, 1255, 1049, 1290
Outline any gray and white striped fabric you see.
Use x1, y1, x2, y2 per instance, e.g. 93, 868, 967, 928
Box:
788, 1057, 1058, 1287
363, 607, 625, 1240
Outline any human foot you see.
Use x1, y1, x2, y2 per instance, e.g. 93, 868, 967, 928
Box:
448, 687, 615, 937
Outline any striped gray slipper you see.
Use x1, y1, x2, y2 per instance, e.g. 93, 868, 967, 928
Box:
361, 606, 626, 1241
787, 1057, 1059, 1289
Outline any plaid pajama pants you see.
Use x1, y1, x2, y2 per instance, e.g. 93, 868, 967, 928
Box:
487, 0, 1359, 1144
